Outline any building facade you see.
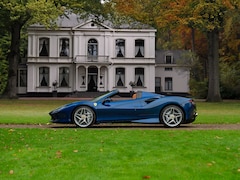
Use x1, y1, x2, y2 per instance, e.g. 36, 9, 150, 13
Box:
18, 13, 190, 96
155, 50, 191, 95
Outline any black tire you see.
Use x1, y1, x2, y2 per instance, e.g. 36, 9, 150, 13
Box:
160, 105, 184, 128
72, 106, 95, 128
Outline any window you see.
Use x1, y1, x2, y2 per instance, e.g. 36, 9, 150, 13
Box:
116, 39, 125, 57
165, 67, 173, 71
155, 77, 161, 92
165, 55, 173, 64
88, 39, 98, 56
60, 38, 69, 56
18, 69, 27, 87
116, 68, 125, 87
39, 38, 49, 56
135, 68, 144, 86
59, 67, 69, 87
165, 77, 172, 91
39, 67, 49, 87
135, 39, 144, 57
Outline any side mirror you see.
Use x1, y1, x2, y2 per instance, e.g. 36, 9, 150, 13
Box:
102, 98, 112, 106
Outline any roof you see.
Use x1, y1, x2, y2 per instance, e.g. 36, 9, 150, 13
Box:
155, 50, 192, 64
30, 11, 156, 31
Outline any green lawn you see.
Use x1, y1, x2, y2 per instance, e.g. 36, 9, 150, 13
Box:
0, 99, 72, 124
0, 129, 240, 179
197, 101, 240, 124
0, 99, 239, 124
0, 99, 240, 179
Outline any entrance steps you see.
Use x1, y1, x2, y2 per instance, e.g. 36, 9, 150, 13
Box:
66, 91, 106, 98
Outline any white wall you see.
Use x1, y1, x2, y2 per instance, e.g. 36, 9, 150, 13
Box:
155, 66, 190, 93
26, 20, 189, 95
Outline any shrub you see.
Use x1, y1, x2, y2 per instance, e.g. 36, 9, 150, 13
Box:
0, 50, 8, 95
189, 78, 208, 99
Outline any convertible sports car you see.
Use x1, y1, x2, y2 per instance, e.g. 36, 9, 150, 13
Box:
49, 89, 197, 128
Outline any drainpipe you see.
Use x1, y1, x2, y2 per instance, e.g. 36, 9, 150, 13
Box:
71, 29, 76, 91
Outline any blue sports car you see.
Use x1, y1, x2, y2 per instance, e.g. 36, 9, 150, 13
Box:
49, 89, 197, 128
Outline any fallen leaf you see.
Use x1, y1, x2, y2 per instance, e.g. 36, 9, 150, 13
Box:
207, 163, 213, 166
55, 150, 62, 158
73, 150, 78, 153
143, 175, 151, 179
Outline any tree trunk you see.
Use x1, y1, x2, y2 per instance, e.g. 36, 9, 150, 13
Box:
206, 30, 222, 102
191, 27, 195, 52
2, 23, 21, 98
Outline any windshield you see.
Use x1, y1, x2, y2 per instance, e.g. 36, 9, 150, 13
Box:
91, 90, 119, 102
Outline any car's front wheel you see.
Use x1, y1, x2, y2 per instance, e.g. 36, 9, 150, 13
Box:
72, 106, 95, 128
160, 105, 184, 128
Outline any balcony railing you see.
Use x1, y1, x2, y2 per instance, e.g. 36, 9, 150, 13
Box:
74, 55, 109, 63
27, 57, 72, 63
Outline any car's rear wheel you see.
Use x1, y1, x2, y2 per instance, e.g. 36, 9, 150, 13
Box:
160, 105, 184, 128
72, 106, 95, 128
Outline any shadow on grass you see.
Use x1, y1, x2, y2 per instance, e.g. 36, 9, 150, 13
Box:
51, 123, 194, 129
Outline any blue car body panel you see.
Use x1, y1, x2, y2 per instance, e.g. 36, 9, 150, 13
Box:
49, 89, 197, 125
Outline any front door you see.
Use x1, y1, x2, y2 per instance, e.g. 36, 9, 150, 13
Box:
155, 77, 161, 93
88, 67, 98, 92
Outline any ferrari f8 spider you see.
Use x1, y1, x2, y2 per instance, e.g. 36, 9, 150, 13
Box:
49, 89, 197, 128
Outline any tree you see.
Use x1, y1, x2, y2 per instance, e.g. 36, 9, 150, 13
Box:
0, 49, 8, 95
181, 0, 239, 101
189, 1, 225, 102
0, 0, 104, 98
107, 0, 240, 101
0, 0, 64, 98
0, 22, 9, 95
219, 2, 240, 99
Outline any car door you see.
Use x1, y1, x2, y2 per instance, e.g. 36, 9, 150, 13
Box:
96, 98, 146, 122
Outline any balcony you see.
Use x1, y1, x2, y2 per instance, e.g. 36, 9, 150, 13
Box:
74, 55, 109, 64
111, 57, 155, 65
27, 57, 72, 63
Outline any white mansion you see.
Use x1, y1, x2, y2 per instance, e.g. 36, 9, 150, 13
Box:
18, 13, 190, 96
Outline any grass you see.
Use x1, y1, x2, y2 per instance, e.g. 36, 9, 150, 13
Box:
0, 99, 240, 179
0, 129, 240, 179
196, 101, 240, 124
0, 99, 239, 124
0, 99, 72, 124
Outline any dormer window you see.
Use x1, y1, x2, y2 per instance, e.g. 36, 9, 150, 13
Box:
39, 38, 49, 57
165, 54, 173, 64
135, 39, 144, 57
60, 38, 69, 57
116, 39, 125, 57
